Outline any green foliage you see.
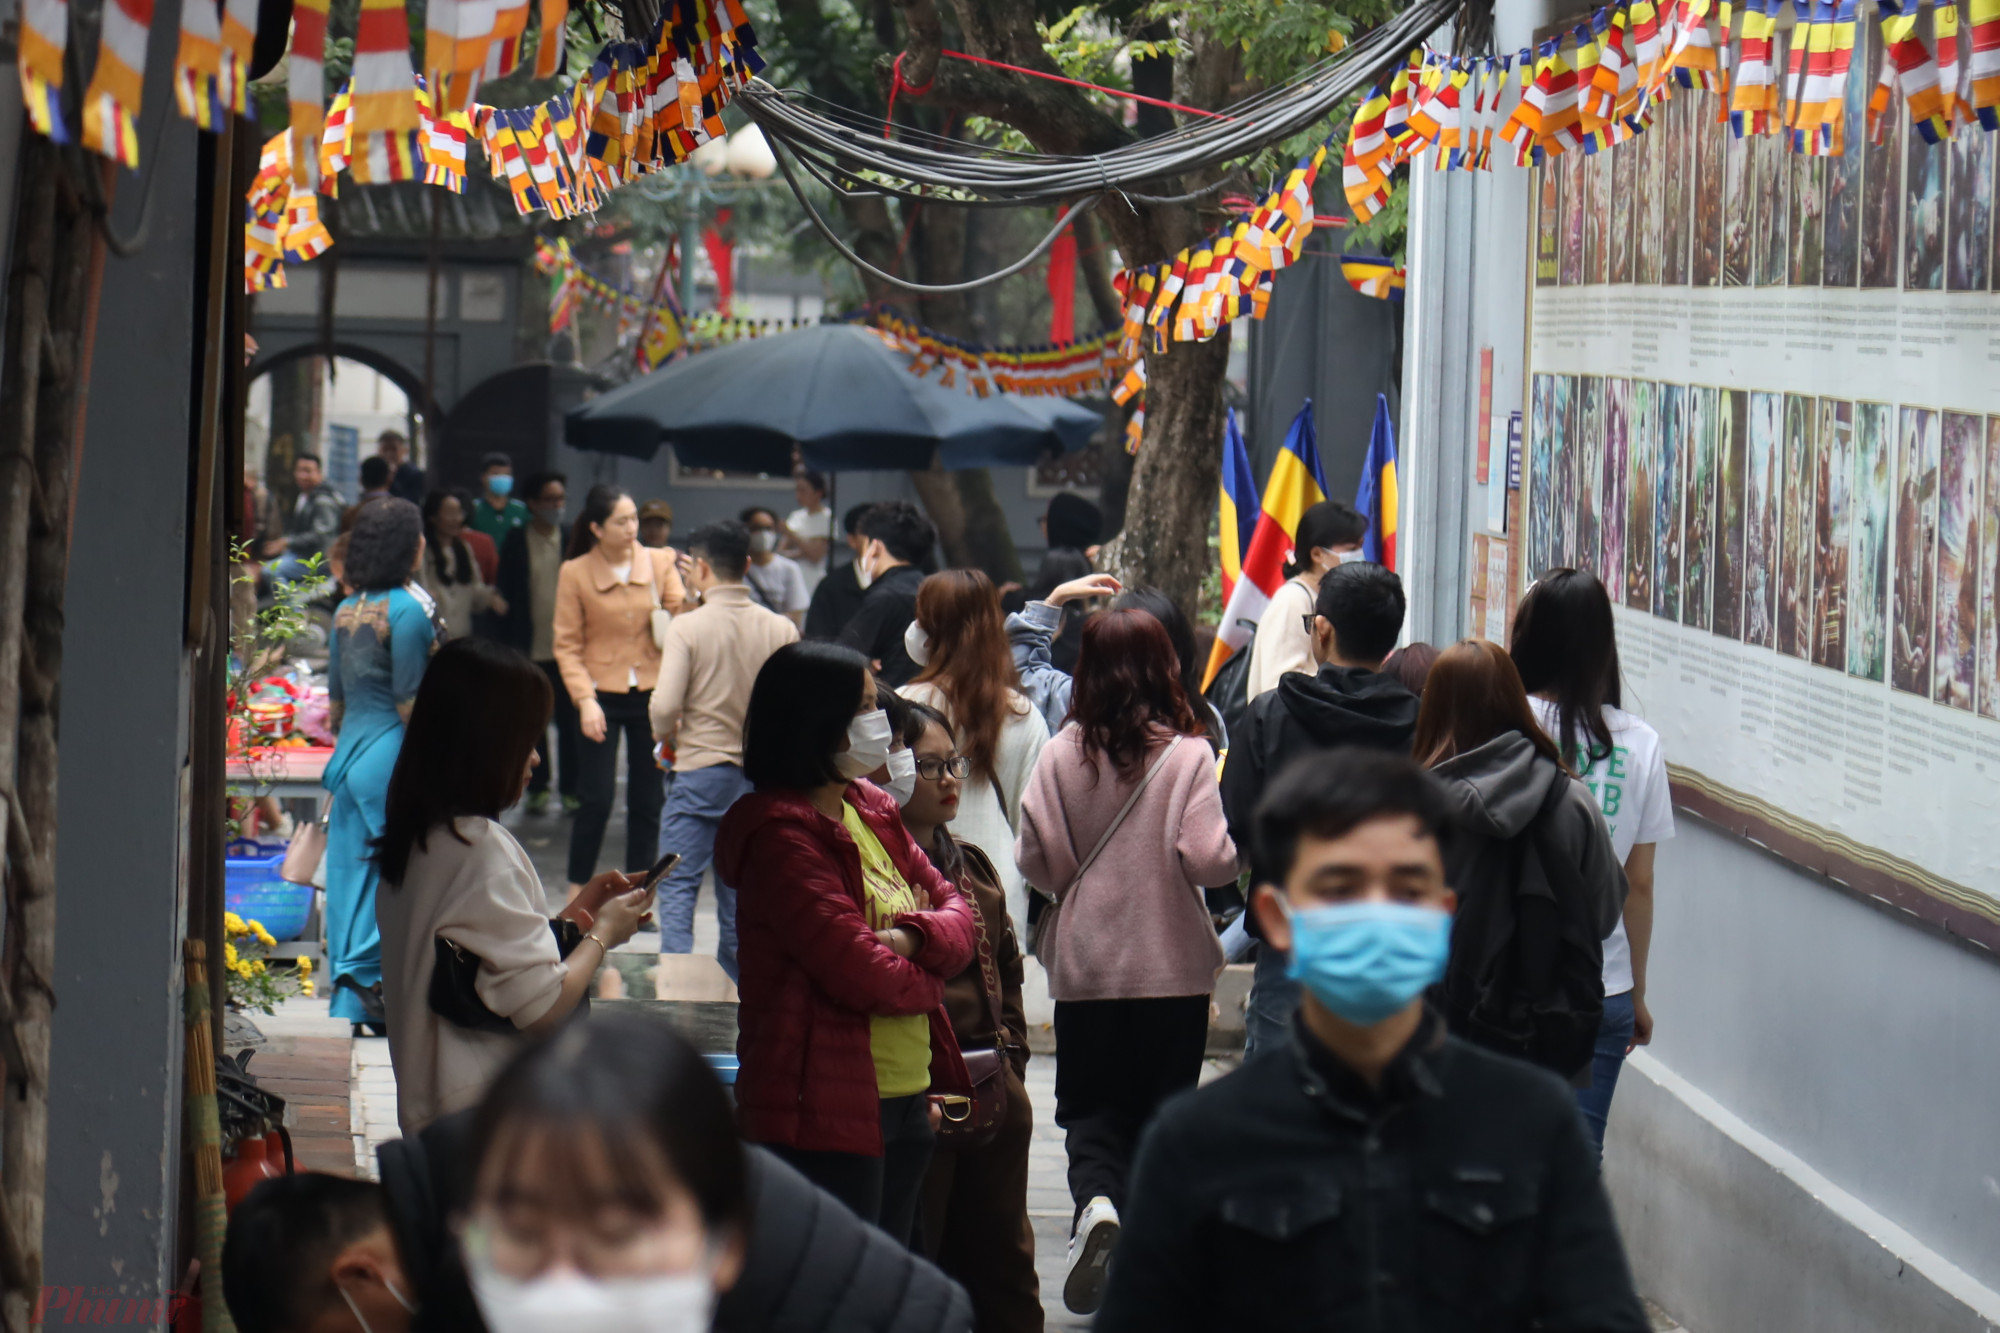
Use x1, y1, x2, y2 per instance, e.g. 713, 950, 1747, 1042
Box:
1141, 0, 1394, 89
1344, 175, 1408, 264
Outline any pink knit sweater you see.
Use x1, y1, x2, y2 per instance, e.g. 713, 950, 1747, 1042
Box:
1014, 726, 1239, 1002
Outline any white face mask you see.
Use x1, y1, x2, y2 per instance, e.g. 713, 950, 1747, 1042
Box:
884, 746, 918, 806
748, 529, 778, 554
467, 1257, 714, 1333
854, 548, 875, 590
903, 620, 931, 668
836, 708, 894, 780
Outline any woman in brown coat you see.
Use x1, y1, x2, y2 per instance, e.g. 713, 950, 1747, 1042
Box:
892, 696, 1042, 1333
552, 484, 685, 896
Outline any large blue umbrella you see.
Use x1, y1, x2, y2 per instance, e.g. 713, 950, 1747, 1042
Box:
564, 323, 1102, 472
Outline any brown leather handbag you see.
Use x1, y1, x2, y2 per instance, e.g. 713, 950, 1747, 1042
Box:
936, 895, 1011, 1148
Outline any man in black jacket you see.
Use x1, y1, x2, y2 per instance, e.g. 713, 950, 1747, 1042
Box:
1096, 750, 1649, 1333
1221, 560, 1421, 1055
838, 501, 934, 687
804, 503, 876, 641
493, 472, 578, 813
222, 1112, 975, 1333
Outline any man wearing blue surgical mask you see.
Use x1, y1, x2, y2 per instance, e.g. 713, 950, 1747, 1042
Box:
1096, 748, 1648, 1333
469, 451, 528, 543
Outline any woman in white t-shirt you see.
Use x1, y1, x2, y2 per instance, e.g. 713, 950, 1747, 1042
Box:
1243, 500, 1369, 701
783, 470, 834, 593
1511, 568, 1675, 1154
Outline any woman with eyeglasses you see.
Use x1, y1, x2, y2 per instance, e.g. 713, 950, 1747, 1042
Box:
887, 698, 1041, 1333
714, 642, 976, 1247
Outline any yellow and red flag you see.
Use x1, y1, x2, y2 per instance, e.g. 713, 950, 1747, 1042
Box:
1200, 400, 1330, 691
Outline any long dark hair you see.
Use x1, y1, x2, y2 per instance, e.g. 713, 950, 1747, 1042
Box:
1070, 609, 1200, 777
1412, 639, 1566, 771
1112, 584, 1226, 745
343, 498, 423, 593
470, 1012, 748, 1238
373, 638, 551, 884
911, 569, 1020, 779
421, 491, 475, 586
566, 484, 631, 559
742, 641, 870, 791
1509, 568, 1621, 768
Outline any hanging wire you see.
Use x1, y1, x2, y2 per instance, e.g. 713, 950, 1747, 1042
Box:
734, 0, 1454, 207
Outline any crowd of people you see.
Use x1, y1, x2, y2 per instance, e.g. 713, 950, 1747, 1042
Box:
233, 449, 1676, 1332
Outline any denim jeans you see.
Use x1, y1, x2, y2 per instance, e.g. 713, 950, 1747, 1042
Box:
1575, 990, 1637, 1157
655, 762, 754, 981
1242, 942, 1299, 1060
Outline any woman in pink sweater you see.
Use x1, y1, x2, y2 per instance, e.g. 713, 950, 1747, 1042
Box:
1014, 609, 1238, 1315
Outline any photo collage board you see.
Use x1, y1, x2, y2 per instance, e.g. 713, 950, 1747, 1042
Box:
1523, 18, 2000, 912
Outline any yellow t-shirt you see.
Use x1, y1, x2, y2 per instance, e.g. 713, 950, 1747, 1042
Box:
841, 803, 933, 1098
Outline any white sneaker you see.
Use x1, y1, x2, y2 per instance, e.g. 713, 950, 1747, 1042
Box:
1063, 1195, 1120, 1314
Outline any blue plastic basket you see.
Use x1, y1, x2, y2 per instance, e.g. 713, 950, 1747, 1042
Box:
225, 840, 315, 944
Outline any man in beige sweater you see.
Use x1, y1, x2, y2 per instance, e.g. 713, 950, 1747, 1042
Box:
650, 519, 800, 980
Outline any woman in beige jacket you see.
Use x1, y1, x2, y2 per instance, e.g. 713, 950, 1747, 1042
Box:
553, 484, 685, 895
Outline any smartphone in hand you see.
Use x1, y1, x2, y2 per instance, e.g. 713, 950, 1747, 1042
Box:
638, 851, 682, 894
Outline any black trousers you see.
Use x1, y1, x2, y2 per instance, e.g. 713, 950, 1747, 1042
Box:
567, 688, 664, 885
1053, 995, 1210, 1222
530, 660, 581, 799
771, 1094, 936, 1248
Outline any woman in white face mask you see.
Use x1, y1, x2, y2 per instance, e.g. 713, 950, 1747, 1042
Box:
1242, 499, 1371, 704
711, 642, 978, 1246
461, 1014, 747, 1333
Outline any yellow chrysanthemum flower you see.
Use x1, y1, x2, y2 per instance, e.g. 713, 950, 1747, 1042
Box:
251, 921, 276, 948
224, 912, 248, 937
224, 941, 240, 968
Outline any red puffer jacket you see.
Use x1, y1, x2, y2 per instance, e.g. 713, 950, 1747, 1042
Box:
715, 779, 976, 1156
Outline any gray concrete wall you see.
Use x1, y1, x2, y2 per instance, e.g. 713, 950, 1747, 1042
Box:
42, 0, 198, 1301
1604, 818, 2000, 1330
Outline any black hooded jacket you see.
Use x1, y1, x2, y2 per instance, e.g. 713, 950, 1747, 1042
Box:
1222, 663, 1422, 891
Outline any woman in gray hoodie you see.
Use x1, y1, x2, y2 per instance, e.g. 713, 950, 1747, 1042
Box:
1413, 639, 1627, 1084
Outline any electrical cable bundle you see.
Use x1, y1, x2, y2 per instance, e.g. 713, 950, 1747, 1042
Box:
731, 0, 1457, 290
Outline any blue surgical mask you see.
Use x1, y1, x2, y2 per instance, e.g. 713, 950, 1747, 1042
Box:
1282, 900, 1451, 1025
489, 474, 515, 497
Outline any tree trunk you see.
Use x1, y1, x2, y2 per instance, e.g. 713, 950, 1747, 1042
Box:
1097, 331, 1230, 613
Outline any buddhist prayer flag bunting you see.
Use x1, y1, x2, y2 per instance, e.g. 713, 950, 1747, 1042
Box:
219, 0, 259, 113
535, 0, 569, 78
1200, 399, 1329, 691
80, 0, 152, 165
288, 0, 329, 191
1342, 254, 1407, 300
19, 0, 70, 140
173, 0, 225, 129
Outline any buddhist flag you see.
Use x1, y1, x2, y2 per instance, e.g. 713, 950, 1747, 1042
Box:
1356, 394, 1401, 570
81, 0, 154, 165
1218, 407, 1259, 605
1342, 254, 1407, 299
1200, 399, 1330, 691
19, 0, 71, 140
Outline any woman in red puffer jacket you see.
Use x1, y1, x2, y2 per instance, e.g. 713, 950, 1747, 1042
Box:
715, 640, 975, 1248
